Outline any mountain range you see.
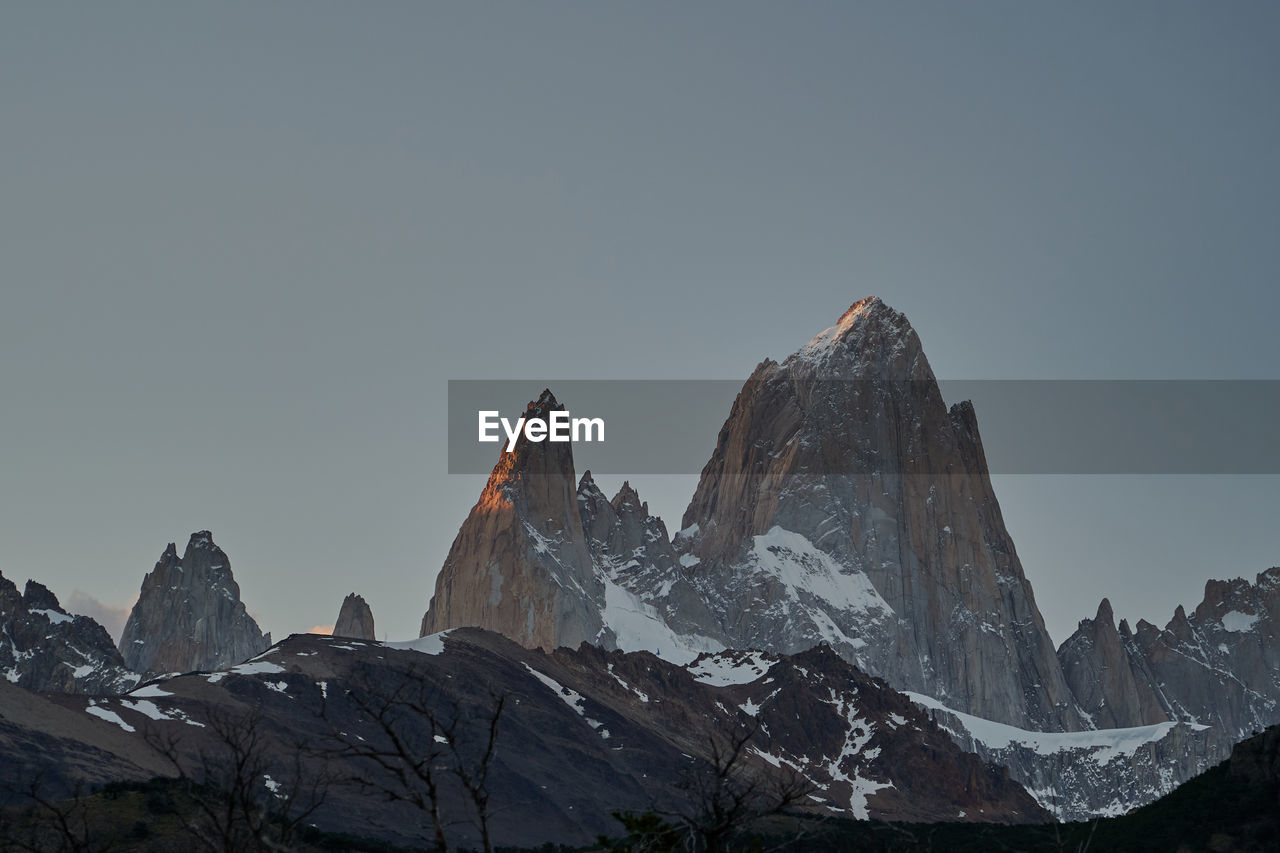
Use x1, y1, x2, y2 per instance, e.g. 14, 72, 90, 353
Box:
421, 297, 1279, 818
0, 297, 1276, 838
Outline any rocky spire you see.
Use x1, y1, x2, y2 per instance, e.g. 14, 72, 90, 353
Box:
120, 531, 271, 679
420, 391, 605, 649
334, 593, 376, 640
1057, 598, 1169, 728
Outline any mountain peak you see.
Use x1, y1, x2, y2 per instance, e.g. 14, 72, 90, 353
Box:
120, 533, 270, 678
531, 388, 560, 414
611, 480, 647, 517
790, 296, 920, 373
1096, 597, 1115, 625
188, 530, 216, 550
22, 580, 64, 613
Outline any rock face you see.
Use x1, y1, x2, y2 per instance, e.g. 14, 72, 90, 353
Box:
1058, 569, 1280, 757
669, 297, 1081, 731
119, 531, 271, 679
0, 570, 137, 695
1057, 598, 1169, 729
419, 297, 1280, 818
423, 392, 716, 656
333, 593, 376, 640
423, 300, 1081, 734
422, 391, 606, 650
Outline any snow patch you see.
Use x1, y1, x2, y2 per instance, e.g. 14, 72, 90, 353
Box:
32, 609, 73, 625
600, 575, 721, 665
86, 703, 135, 733
229, 660, 287, 676
745, 527, 892, 621
686, 650, 777, 686
904, 692, 1205, 763
387, 630, 454, 656
128, 683, 173, 699
522, 663, 607, 733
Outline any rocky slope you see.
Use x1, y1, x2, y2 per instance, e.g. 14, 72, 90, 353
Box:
333, 592, 376, 640
119, 531, 270, 679
0, 628, 1046, 847
0, 571, 137, 695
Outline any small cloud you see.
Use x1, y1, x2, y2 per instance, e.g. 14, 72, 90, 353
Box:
65, 590, 135, 644
307, 624, 334, 636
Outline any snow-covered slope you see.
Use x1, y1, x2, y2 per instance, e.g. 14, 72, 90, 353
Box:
905, 691, 1219, 819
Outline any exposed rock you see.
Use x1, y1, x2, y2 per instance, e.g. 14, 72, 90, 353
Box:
1057, 598, 1169, 728
119, 531, 270, 679
0, 570, 138, 695
576, 472, 721, 644
422, 300, 1084, 733
333, 593, 376, 640
1061, 568, 1280, 741
671, 297, 1082, 731
422, 391, 605, 650
416, 298, 1280, 820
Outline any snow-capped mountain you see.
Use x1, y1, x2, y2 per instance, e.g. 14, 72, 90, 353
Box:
671, 296, 1081, 732
425, 298, 1080, 729
0, 570, 138, 695
419, 297, 1280, 818
120, 531, 271, 679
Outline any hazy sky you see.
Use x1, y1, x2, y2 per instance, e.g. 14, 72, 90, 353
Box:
2, 2, 1278, 646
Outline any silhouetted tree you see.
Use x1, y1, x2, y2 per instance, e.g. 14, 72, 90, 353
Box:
325, 663, 506, 853
144, 703, 333, 852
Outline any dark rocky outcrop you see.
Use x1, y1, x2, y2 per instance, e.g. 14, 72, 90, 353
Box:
0, 571, 137, 695
119, 531, 270, 679
333, 593, 376, 640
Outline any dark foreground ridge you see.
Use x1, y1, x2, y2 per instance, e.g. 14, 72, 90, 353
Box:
0, 628, 1045, 850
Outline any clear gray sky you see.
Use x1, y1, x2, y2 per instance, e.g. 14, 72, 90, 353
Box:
2, 2, 1278, 646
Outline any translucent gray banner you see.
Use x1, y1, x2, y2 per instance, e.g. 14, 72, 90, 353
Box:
448, 380, 1280, 475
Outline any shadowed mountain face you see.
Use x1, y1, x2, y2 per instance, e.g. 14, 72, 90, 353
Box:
0, 628, 1046, 848
120, 531, 270, 679
0, 571, 137, 695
